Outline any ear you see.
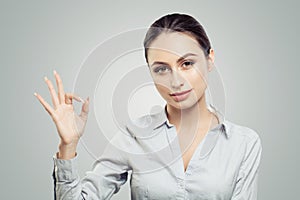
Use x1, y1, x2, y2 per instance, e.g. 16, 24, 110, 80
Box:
207, 49, 215, 72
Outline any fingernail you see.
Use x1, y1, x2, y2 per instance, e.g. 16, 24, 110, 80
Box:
53, 70, 57, 75
44, 76, 48, 81
34, 92, 37, 96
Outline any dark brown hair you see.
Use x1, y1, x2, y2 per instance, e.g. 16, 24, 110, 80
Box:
143, 13, 212, 64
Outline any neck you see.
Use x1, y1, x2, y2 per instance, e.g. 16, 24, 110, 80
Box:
166, 95, 215, 134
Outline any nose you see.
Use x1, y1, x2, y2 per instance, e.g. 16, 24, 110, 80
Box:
170, 70, 184, 89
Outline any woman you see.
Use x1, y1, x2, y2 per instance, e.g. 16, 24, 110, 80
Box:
34, 13, 262, 199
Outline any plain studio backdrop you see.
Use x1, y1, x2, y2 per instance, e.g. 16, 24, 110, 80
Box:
0, 0, 299, 199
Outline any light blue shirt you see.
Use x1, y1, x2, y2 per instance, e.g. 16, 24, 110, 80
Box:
52, 103, 262, 199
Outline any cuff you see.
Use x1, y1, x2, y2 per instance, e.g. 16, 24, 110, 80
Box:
52, 152, 79, 182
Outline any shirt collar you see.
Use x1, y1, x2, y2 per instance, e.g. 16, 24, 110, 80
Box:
151, 103, 232, 139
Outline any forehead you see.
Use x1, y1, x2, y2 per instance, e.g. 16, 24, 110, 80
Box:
147, 32, 204, 62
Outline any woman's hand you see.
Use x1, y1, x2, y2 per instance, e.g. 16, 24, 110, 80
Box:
34, 70, 90, 148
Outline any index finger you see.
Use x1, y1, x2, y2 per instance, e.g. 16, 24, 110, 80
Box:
53, 70, 65, 104
34, 92, 55, 116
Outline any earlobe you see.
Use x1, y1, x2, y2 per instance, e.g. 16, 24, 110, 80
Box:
207, 49, 215, 72
208, 49, 215, 62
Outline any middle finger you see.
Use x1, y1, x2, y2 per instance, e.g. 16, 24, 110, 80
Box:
44, 76, 59, 109
53, 70, 65, 104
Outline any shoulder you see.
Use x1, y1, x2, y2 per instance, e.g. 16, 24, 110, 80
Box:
225, 119, 261, 141
125, 112, 163, 138
128, 114, 154, 128
224, 120, 263, 162
106, 114, 155, 155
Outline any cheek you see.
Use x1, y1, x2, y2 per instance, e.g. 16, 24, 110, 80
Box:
185, 68, 208, 89
154, 83, 177, 102
155, 83, 170, 96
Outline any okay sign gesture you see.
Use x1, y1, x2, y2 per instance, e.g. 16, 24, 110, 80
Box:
34, 70, 90, 147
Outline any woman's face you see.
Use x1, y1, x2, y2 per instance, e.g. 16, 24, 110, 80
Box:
147, 32, 214, 110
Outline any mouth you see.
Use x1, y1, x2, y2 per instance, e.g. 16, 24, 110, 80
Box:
169, 89, 193, 102
170, 89, 193, 96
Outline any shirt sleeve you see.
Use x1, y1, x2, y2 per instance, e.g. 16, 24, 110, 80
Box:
52, 135, 131, 200
231, 134, 263, 200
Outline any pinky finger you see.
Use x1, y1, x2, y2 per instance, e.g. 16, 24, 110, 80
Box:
34, 92, 55, 116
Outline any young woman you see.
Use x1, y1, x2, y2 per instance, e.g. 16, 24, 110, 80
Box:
34, 13, 262, 199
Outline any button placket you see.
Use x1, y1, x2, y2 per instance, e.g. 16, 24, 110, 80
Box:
177, 177, 186, 189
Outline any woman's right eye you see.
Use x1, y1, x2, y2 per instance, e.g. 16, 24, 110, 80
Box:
153, 66, 170, 74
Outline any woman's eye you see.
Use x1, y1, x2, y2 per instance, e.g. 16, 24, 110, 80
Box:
153, 66, 170, 74
181, 61, 194, 69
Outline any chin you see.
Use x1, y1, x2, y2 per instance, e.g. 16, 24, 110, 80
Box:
167, 97, 199, 110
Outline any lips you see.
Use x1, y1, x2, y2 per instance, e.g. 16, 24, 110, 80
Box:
170, 89, 193, 96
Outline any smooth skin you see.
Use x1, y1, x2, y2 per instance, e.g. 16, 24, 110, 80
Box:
34, 70, 90, 159
147, 32, 219, 171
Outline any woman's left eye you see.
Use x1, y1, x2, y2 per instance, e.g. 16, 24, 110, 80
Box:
182, 61, 194, 68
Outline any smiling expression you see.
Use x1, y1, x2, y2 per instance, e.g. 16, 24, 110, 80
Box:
147, 31, 214, 110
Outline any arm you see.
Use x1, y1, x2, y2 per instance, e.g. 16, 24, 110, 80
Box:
52, 135, 131, 200
231, 135, 263, 200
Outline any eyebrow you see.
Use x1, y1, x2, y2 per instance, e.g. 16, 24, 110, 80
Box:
150, 53, 198, 68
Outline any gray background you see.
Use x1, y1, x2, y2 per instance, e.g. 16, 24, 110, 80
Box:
1, 0, 299, 199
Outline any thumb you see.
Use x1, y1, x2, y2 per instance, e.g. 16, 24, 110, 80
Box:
80, 97, 90, 119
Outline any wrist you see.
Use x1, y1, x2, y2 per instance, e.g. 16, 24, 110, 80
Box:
58, 141, 78, 159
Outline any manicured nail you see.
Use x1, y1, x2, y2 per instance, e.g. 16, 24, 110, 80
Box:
44, 76, 48, 81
